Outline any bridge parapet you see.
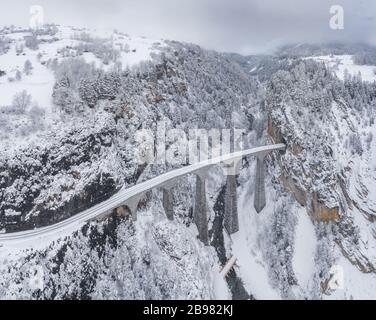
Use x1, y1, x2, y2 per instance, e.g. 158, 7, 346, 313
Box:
0, 144, 285, 246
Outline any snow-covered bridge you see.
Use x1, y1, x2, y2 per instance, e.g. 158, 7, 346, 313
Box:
0, 144, 285, 246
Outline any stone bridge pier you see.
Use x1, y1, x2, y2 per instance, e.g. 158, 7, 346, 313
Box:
161, 181, 175, 221
193, 169, 210, 245
254, 153, 266, 213
124, 194, 145, 221
0, 144, 286, 246
112, 148, 280, 246
157, 152, 270, 244
221, 158, 242, 235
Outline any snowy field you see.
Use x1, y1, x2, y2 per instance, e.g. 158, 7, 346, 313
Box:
0, 25, 165, 104
0, 46, 54, 110
0, 25, 166, 152
307, 55, 376, 82
231, 182, 281, 299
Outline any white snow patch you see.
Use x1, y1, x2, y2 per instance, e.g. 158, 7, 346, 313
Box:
230, 183, 281, 300
115, 35, 166, 68
0, 48, 55, 111
292, 207, 317, 291
212, 271, 231, 300
306, 55, 376, 82
324, 253, 376, 300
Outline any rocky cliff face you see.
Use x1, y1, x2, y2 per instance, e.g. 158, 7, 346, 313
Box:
0, 26, 259, 299
0, 113, 122, 232
265, 59, 376, 276
2, 26, 376, 299
0, 35, 258, 233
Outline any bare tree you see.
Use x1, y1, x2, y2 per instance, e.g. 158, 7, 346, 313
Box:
12, 90, 32, 114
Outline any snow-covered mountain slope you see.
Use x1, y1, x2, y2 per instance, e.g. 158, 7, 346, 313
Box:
266, 58, 376, 298
0, 25, 264, 299
0, 214, 227, 300
0, 25, 165, 150
1, 27, 376, 299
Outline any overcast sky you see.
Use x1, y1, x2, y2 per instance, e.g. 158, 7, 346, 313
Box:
0, 0, 375, 54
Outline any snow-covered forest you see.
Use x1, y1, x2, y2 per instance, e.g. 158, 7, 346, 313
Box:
1, 23, 376, 300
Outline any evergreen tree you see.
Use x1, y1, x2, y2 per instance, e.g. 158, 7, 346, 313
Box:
23, 60, 33, 75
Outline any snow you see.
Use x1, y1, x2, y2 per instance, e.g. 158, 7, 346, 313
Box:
0, 37, 58, 152
56, 26, 166, 68
6, 32, 27, 41
0, 220, 82, 260
0, 46, 55, 112
81, 52, 106, 68
0, 26, 165, 113
2, 26, 376, 300
292, 207, 317, 291
212, 271, 231, 299
268, 56, 376, 299
307, 55, 376, 82
0, 25, 167, 154
324, 253, 376, 300
230, 183, 281, 300
132, 207, 225, 299
0, 145, 285, 244
4, 209, 21, 217
328, 99, 376, 271
113, 34, 166, 68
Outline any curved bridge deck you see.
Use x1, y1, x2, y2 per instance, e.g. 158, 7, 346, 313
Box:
0, 144, 285, 245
